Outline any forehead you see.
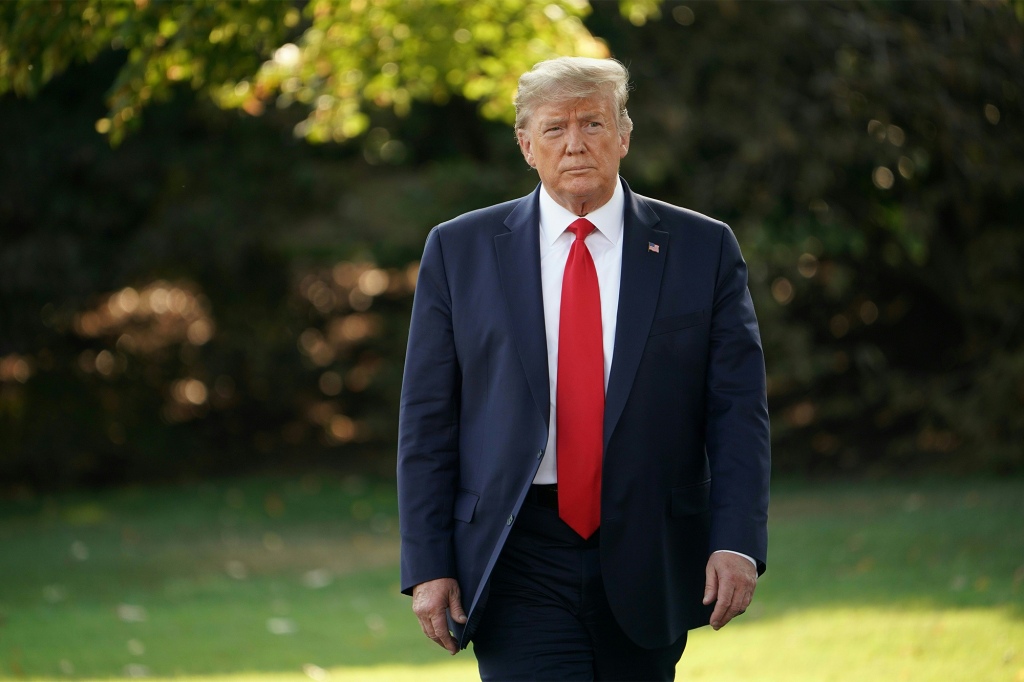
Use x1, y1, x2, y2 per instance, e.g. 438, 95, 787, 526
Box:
530, 94, 616, 124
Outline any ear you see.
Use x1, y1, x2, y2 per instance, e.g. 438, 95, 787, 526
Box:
517, 129, 535, 168
619, 129, 631, 159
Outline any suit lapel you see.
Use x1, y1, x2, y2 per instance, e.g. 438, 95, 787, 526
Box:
494, 186, 550, 427
604, 183, 667, 449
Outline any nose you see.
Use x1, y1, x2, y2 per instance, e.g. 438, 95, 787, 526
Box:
565, 125, 585, 154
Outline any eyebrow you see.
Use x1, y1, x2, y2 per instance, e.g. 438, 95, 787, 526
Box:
538, 111, 606, 127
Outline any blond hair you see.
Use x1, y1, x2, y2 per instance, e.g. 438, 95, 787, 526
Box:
514, 56, 633, 135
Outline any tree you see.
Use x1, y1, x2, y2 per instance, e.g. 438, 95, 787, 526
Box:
0, 0, 660, 488
1, 0, 1022, 489
0, 0, 660, 144
603, 0, 1024, 472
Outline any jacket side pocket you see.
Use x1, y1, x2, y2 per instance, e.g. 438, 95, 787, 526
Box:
453, 489, 480, 523
670, 479, 711, 517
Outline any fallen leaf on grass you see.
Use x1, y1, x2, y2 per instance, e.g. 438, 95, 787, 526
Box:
303, 663, 328, 680
117, 604, 148, 622
43, 585, 67, 603
124, 663, 149, 678
225, 560, 248, 579
302, 568, 333, 589
267, 617, 297, 635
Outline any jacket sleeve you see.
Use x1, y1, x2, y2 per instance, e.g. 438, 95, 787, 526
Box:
704, 224, 771, 575
397, 226, 462, 594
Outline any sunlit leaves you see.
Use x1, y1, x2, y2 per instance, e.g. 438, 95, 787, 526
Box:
0, 0, 619, 144
1, 0, 296, 143
620, 0, 662, 26
221, 0, 609, 142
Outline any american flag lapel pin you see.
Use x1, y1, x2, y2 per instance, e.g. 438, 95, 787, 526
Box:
648, 242, 660, 253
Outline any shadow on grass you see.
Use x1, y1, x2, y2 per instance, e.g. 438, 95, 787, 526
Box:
0, 476, 1021, 678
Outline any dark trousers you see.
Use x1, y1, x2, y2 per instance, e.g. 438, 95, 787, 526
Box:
471, 495, 687, 681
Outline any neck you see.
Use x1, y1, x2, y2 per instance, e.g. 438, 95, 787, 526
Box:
551, 191, 612, 218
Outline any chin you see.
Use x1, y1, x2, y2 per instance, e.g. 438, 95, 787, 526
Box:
560, 178, 599, 194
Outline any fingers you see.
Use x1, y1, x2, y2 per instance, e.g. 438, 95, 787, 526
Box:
703, 562, 719, 606
411, 578, 464, 655
704, 554, 757, 631
416, 602, 458, 654
428, 611, 459, 655
713, 580, 753, 629
710, 582, 752, 630
448, 584, 468, 625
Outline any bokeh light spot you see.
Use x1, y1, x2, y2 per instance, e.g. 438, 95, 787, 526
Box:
771, 277, 794, 305
187, 319, 213, 345
358, 269, 389, 296
797, 253, 819, 278
984, 103, 1000, 125
873, 166, 894, 190
329, 415, 356, 442
898, 156, 915, 179
95, 350, 116, 376
785, 401, 816, 427
673, 5, 695, 25
887, 124, 905, 147
274, 43, 300, 67
319, 371, 343, 396
860, 301, 879, 325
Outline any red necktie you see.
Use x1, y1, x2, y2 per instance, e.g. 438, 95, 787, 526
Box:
557, 218, 604, 539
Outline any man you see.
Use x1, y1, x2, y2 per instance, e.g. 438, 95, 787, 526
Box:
398, 56, 770, 680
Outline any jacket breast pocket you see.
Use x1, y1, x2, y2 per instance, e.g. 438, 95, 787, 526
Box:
649, 309, 706, 337
646, 309, 708, 359
453, 489, 480, 523
670, 479, 711, 517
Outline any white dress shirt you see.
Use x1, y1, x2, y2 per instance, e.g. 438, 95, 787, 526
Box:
529, 179, 757, 571
533, 180, 623, 485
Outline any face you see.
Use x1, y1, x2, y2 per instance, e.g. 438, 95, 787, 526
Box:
517, 93, 630, 215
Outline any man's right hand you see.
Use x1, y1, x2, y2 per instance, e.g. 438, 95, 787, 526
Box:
411, 577, 467, 655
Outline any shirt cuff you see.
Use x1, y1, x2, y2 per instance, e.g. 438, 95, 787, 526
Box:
713, 549, 758, 572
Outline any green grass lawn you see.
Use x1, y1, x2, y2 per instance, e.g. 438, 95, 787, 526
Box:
0, 475, 1021, 681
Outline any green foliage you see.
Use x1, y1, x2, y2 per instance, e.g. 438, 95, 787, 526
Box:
0, 49, 535, 488
603, 0, 1024, 472
1, 1, 1023, 486
0, 0, 296, 144
0, 0, 609, 144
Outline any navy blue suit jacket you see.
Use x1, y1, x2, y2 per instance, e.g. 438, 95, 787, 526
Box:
398, 179, 770, 649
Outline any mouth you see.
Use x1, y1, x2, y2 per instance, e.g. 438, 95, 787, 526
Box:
564, 166, 593, 174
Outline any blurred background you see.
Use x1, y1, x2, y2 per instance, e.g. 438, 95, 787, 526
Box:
0, 1, 1022, 680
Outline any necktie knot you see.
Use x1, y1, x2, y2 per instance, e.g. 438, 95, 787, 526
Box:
568, 217, 596, 241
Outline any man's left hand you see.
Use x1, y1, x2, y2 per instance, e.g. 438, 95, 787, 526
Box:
703, 552, 757, 630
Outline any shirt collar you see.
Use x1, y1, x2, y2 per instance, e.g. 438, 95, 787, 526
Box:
538, 178, 625, 248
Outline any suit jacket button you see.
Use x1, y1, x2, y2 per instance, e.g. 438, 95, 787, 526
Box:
537, 450, 544, 459
507, 514, 515, 525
